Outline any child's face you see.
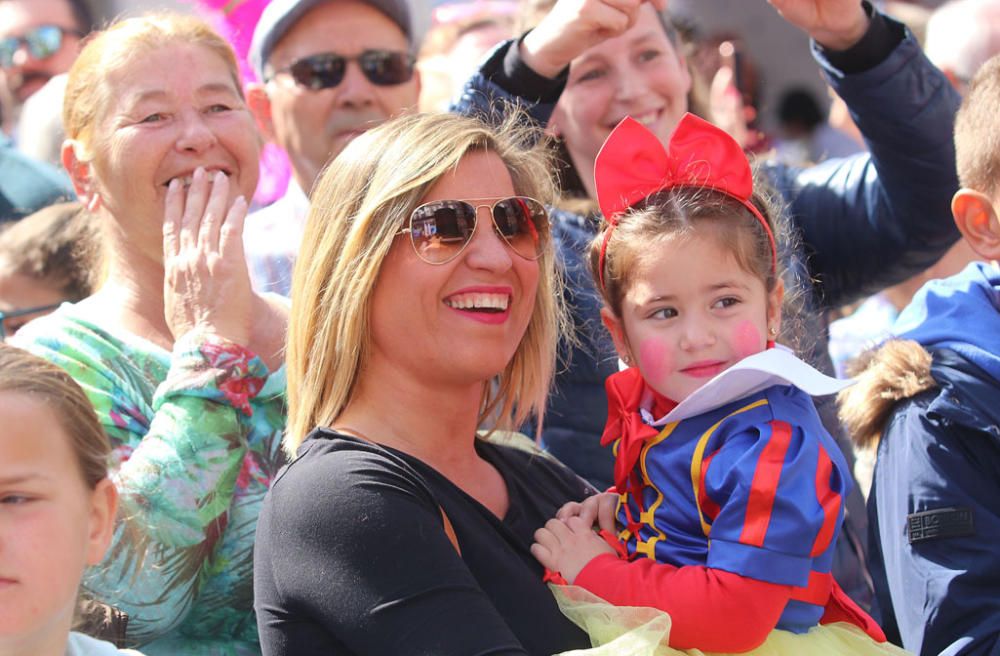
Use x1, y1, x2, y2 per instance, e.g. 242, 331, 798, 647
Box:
602, 232, 782, 402
0, 392, 115, 652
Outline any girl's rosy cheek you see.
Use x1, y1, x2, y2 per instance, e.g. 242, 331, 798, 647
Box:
733, 320, 763, 358
638, 338, 673, 383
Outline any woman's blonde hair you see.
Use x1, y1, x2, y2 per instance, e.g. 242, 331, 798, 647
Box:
0, 343, 109, 488
63, 12, 242, 159
286, 112, 564, 454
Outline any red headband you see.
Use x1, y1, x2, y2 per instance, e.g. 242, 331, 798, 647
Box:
595, 113, 778, 290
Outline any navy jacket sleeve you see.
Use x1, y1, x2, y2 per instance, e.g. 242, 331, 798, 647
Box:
449, 37, 566, 129
770, 15, 961, 310
253, 444, 529, 656
452, 12, 960, 314
871, 393, 1000, 656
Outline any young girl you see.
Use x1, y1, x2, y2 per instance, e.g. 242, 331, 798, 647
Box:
0, 343, 142, 656
531, 114, 905, 655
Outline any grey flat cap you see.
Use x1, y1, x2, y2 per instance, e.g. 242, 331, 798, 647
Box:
249, 0, 415, 80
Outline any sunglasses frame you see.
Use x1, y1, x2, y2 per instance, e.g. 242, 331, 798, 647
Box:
0, 24, 81, 69
397, 196, 550, 265
269, 49, 416, 90
0, 302, 62, 339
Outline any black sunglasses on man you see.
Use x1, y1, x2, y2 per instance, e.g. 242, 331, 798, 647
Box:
268, 49, 415, 90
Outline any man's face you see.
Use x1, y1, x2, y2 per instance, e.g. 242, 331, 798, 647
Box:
0, 0, 82, 110
257, 0, 420, 192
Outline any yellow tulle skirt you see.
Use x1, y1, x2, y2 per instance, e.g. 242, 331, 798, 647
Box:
550, 584, 912, 656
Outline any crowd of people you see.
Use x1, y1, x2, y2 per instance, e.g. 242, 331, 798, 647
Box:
0, 0, 998, 654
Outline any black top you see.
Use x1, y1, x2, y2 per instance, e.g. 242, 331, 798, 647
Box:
254, 429, 596, 655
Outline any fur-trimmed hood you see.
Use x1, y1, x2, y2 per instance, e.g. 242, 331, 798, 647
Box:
839, 262, 1000, 449
838, 339, 934, 449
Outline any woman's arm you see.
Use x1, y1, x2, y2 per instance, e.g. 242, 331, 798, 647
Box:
779, 7, 961, 309
254, 443, 532, 656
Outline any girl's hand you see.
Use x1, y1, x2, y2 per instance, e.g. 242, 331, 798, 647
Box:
555, 492, 619, 534
162, 167, 253, 346
520, 0, 668, 78
767, 0, 870, 51
531, 516, 615, 583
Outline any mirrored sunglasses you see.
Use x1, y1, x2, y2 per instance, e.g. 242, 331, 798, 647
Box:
399, 197, 550, 265
274, 50, 415, 90
0, 25, 80, 69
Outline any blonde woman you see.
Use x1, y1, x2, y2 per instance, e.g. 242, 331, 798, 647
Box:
14, 14, 287, 655
253, 112, 596, 655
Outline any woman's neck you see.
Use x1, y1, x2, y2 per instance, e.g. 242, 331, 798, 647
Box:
333, 350, 512, 518
94, 246, 173, 351
0, 611, 73, 656
336, 362, 487, 471
87, 224, 287, 370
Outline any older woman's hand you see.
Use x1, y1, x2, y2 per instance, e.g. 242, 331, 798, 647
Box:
162, 167, 252, 346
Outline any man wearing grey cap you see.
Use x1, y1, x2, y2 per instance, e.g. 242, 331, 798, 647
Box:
244, 0, 420, 296
242, 0, 639, 297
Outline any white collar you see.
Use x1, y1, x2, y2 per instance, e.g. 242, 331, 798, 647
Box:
640, 346, 853, 427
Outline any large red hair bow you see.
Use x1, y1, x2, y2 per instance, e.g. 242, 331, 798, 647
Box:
594, 113, 777, 290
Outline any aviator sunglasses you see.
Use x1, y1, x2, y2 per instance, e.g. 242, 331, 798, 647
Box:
0, 25, 81, 69
399, 197, 550, 265
271, 50, 415, 90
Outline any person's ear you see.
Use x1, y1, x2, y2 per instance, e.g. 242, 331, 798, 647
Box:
246, 83, 278, 143
674, 47, 692, 97
767, 277, 784, 338
61, 139, 102, 213
411, 66, 422, 105
600, 306, 634, 364
85, 478, 118, 566
952, 188, 1000, 260
546, 101, 565, 139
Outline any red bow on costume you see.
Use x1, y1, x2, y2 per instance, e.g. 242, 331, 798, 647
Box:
594, 113, 777, 290
601, 367, 676, 494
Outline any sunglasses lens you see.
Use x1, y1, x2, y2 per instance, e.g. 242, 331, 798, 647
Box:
0, 26, 65, 69
492, 197, 548, 260
0, 39, 15, 68
410, 201, 478, 263
290, 54, 345, 90
359, 50, 415, 86
26, 25, 62, 59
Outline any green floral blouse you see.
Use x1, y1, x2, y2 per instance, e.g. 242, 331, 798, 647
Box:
15, 303, 287, 655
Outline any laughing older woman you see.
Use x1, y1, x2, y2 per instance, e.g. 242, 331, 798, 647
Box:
14, 14, 286, 655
